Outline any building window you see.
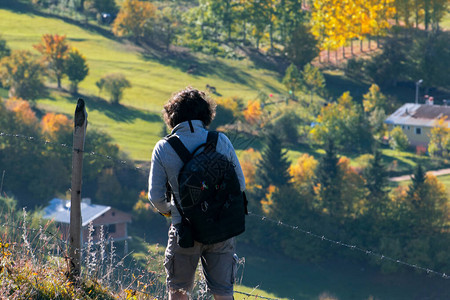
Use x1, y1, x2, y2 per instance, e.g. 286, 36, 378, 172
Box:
415, 127, 422, 135
107, 224, 116, 233
407, 126, 410, 130
112, 212, 115, 217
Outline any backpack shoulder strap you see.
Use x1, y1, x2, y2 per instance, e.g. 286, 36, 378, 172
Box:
206, 131, 219, 150
165, 135, 191, 164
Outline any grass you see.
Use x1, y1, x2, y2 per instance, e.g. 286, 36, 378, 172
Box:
0, 6, 286, 160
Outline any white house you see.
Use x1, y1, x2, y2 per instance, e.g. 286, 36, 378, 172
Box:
385, 102, 450, 147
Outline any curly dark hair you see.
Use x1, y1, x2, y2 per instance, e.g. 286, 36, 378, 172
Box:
163, 87, 216, 129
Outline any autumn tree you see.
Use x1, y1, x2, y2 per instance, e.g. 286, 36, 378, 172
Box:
243, 100, 262, 125
96, 73, 131, 104
406, 164, 449, 233
64, 48, 89, 94
428, 116, 450, 157
41, 112, 72, 140
300, 63, 326, 104
113, 0, 157, 43
240, 148, 262, 190
34, 34, 70, 89
282, 63, 301, 98
5, 97, 38, 126
0, 50, 46, 99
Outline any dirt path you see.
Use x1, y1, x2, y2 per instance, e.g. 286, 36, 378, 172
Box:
389, 168, 450, 182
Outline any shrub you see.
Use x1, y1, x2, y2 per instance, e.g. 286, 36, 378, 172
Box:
96, 73, 131, 104
0, 50, 46, 99
389, 127, 409, 151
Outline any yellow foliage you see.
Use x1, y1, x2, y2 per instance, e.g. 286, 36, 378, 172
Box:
113, 0, 157, 39
289, 154, 318, 185
41, 112, 71, 138
243, 100, 262, 124
261, 185, 277, 214
5, 97, 37, 125
216, 97, 242, 116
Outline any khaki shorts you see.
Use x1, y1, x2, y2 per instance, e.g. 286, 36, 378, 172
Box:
164, 225, 238, 296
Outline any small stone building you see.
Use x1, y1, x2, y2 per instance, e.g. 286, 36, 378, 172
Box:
42, 198, 132, 244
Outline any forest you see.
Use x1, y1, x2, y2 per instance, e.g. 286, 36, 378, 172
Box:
0, 0, 450, 299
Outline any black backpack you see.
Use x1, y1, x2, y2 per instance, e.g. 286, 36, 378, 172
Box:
165, 131, 247, 246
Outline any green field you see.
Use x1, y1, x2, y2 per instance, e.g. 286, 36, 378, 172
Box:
0, 6, 285, 160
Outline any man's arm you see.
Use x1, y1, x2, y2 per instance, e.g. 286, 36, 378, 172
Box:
148, 141, 171, 215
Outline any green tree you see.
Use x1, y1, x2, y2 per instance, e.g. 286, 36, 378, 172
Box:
96, 73, 131, 104
314, 140, 342, 218
85, 0, 118, 15
411, 32, 450, 89
285, 24, 319, 69
310, 92, 373, 153
0, 35, 10, 59
389, 126, 409, 151
363, 150, 390, 218
64, 48, 89, 94
282, 63, 301, 98
0, 50, 46, 99
363, 84, 389, 139
300, 63, 326, 104
255, 131, 292, 189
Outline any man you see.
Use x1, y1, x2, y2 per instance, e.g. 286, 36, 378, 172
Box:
148, 87, 246, 300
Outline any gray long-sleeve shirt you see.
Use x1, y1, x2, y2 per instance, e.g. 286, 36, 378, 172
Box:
148, 120, 246, 225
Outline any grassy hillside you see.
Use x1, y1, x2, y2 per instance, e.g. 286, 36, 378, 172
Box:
0, 5, 285, 160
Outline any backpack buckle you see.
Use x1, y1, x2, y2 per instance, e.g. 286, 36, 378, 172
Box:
201, 201, 209, 212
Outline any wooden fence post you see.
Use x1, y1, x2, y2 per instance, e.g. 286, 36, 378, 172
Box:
69, 98, 87, 279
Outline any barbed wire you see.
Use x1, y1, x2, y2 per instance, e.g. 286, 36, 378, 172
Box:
234, 290, 282, 300
0, 131, 147, 173
2, 131, 450, 282
248, 212, 449, 280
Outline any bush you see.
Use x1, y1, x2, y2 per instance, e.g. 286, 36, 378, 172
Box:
96, 73, 131, 104
389, 127, 410, 151
0, 50, 46, 99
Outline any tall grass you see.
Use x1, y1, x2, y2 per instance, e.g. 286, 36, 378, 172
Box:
0, 207, 166, 299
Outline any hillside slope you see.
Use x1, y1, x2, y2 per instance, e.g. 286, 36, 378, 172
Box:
0, 5, 285, 160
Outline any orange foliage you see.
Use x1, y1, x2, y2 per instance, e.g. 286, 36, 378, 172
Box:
5, 97, 37, 125
239, 148, 261, 188
41, 113, 71, 138
243, 100, 262, 124
33, 34, 69, 60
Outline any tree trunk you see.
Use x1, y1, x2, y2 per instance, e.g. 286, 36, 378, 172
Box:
69, 98, 87, 281
342, 46, 345, 59
351, 39, 354, 56
360, 38, 363, 52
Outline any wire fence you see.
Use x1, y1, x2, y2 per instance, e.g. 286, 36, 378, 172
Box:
1, 129, 449, 300
248, 212, 449, 279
